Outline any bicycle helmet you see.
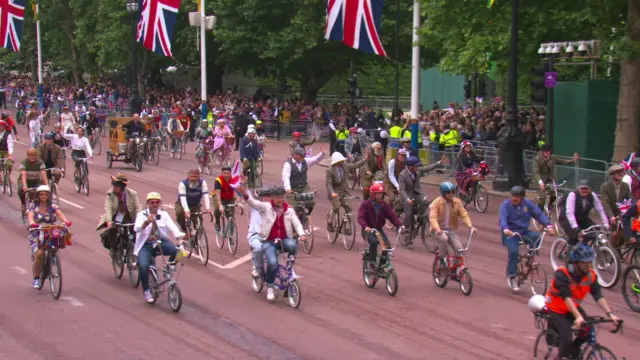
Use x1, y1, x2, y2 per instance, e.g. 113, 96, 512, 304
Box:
271, 186, 285, 196
527, 295, 546, 313
255, 120, 262, 125
569, 243, 596, 263
257, 188, 270, 197
27, 148, 38, 157
510, 186, 526, 197
406, 156, 421, 166
439, 181, 455, 196
370, 183, 384, 194
292, 131, 301, 138
44, 132, 55, 140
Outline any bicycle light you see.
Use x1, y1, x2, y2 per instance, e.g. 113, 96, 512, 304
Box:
598, 235, 609, 245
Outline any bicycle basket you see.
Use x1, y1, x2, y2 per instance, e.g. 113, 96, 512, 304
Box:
294, 193, 315, 202
534, 310, 549, 330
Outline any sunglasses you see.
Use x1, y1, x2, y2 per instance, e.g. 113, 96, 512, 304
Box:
148, 200, 161, 205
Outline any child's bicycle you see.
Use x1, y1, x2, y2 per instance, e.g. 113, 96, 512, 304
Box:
510, 230, 548, 295
251, 238, 302, 308
432, 229, 475, 296
146, 239, 187, 313
361, 227, 402, 296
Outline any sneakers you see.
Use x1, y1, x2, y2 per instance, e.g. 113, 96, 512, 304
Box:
251, 266, 260, 278
144, 290, 155, 303
32, 279, 40, 289
266, 287, 276, 301
508, 276, 519, 292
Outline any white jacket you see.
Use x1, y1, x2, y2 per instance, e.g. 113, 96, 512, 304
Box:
244, 191, 304, 241
133, 208, 185, 256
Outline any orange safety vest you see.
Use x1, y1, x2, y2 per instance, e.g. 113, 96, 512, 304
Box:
545, 267, 597, 314
632, 200, 640, 232
214, 176, 235, 201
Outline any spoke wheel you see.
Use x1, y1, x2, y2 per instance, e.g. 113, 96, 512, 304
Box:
127, 242, 140, 288
147, 271, 159, 304
197, 227, 209, 265
216, 217, 225, 249
258, 158, 263, 175
530, 198, 546, 231
459, 269, 473, 296
432, 258, 448, 288
362, 256, 377, 288
528, 265, 548, 296
326, 209, 339, 244
287, 281, 302, 308
621, 264, 640, 312
347, 170, 356, 189
168, 285, 183, 313
135, 154, 143, 172
228, 218, 238, 255
474, 185, 489, 213
50, 183, 59, 205
83, 168, 90, 196
49, 253, 62, 300
112, 245, 125, 279
549, 238, 569, 271
554, 202, 565, 236
342, 215, 356, 250
594, 244, 621, 289
385, 269, 399, 296
106, 153, 113, 168
154, 145, 160, 166
420, 220, 436, 253
533, 330, 560, 359
94, 138, 102, 155
302, 216, 314, 254
252, 273, 264, 293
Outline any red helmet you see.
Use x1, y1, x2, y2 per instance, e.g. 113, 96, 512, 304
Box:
0, 120, 8, 131
292, 132, 301, 138
370, 183, 384, 193
349, 127, 358, 134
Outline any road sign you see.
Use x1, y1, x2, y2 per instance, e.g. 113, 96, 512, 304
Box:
545, 72, 558, 88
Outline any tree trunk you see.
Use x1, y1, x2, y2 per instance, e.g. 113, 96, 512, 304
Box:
138, 48, 148, 99
613, 0, 640, 160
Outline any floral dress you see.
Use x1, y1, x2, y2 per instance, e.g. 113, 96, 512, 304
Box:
28, 202, 68, 254
213, 124, 232, 151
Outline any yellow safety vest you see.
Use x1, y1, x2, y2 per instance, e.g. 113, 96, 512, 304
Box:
336, 130, 349, 140
389, 126, 402, 139
439, 131, 459, 147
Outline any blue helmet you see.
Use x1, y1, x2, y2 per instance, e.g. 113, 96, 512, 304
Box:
406, 156, 421, 166
440, 181, 455, 196
569, 243, 596, 263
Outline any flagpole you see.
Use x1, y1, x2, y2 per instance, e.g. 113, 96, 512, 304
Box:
199, 0, 207, 120
36, 1, 44, 110
409, 0, 420, 151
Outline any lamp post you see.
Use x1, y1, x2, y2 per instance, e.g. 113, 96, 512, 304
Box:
126, 0, 142, 116
492, 0, 524, 191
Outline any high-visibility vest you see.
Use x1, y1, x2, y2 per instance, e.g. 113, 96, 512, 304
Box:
336, 130, 349, 140
545, 267, 597, 314
389, 126, 402, 139
439, 131, 459, 147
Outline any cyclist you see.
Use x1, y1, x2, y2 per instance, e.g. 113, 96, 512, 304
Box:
499, 185, 555, 291
39, 133, 63, 185
558, 180, 609, 248
248, 188, 271, 278
240, 128, 260, 185
123, 114, 144, 159
361, 142, 386, 200
212, 118, 232, 157
622, 157, 640, 200
282, 146, 325, 215
134, 192, 185, 304
545, 244, 621, 359
177, 109, 191, 141
399, 136, 417, 158
18, 148, 48, 212
398, 156, 443, 240
96, 173, 142, 257
532, 143, 579, 212
334, 123, 349, 156
0, 119, 14, 177
62, 125, 93, 180
326, 152, 366, 231
384, 149, 408, 211
176, 168, 212, 239
85, 106, 100, 144
51, 124, 66, 148
429, 182, 476, 271
27, 110, 42, 148
600, 164, 631, 248
212, 166, 238, 233
345, 127, 364, 160
236, 184, 306, 301
454, 140, 483, 197
358, 183, 403, 271
1, 113, 19, 141
59, 105, 76, 134
289, 131, 316, 156
27, 185, 72, 289
166, 112, 185, 153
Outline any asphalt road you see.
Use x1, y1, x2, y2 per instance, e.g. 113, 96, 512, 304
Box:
0, 119, 638, 360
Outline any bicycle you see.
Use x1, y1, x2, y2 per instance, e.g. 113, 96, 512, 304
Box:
89, 127, 102, 155
550, 225, 621, 288
183, 211, 212, 265
257, 139, 265, 175
325, 195, 358, 250
60, 147, 67, 178
74, 158, 89, 196
111, 223, 140, 288
29, 224, 69, 300
0, 158, 12, 197
622, 264, 640, 312
362, 228, 400, 296
196, 141, 214, 175
251, 238, 302, 308
147, 136, 161, 166
169, 131, 185, 160
21, 187, 39, 229
347, 155, 363, 190
532, 310, 623, 359
213, 138, 234, 166
610, 218, 640, 266
245, 158, 262, 193
45, 168, 62, 205
456, 161, 490, 213
215, 203, 243, 255
510, 231, 549, 295
293, 191, 315, 254
400, 196, 432, 250
146, 239, 186, 313
432, 230, 475, 296
531, 180, 566, 236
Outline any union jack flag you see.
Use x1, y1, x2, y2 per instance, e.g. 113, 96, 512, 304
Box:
305, 148, 312, 158
136, 0, 180, 57
229, 159, 241, 188
621, 152, 636, 171
325, 0, 387, 57
617, 198, 633, 213
0, 0, 25, 52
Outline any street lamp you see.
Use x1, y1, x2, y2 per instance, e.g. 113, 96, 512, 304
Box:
127, 0, 142, 116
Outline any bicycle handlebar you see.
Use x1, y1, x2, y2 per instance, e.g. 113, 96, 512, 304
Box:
28, 224, 68, 232
545, 180, 567, 189
512, 229, 547, 251
581, 224, 610, 235
441, 228, 476, 252
113, 222, 135, 227
580, 316, 624, 334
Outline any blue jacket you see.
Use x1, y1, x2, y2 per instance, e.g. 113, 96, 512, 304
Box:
499, 198, 550, 233
240, 135, 259, 160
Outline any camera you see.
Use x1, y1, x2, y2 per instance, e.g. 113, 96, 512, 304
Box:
155, 214, 161, 220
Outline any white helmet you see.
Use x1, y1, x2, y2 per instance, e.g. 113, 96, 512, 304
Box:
331, 152, 346, 166
527, 295, 546, 313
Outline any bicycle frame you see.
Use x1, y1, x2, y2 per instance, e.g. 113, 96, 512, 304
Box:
439, 230, 475, 272
149, 239, 184, 288
513, 230, 547, 277
364, 228, 401, 272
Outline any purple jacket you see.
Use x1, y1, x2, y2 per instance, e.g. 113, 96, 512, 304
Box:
358, 200, 403, 230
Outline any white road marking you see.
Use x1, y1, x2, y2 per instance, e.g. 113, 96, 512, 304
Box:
61, 296, 84, 307
313, 227, 321, 232
163, 203, 175, 209
12, 266, 27, 275
222, 253, 252, 269
59, 198, 85, 209
188, 252, 224, 269
526, 336, 537, 340
15, 141, 28, 146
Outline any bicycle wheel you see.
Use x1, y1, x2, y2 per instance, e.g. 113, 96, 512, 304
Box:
432, 257, 448, 288
112, 243, 124, 279
528, 264, 548, 296
385, 269, 398, 296
533, 329, 560, 359
197, 227, 209, 265
134, 153, 143, 172
106, 153, 113, 168
216, 216, 225, 249
474, 184, 488, 213
147, 270, 159, 304
49, 253, 62, 300
459, 269, 473, 296
168, 284, 183, 313
50, 183, 59, 205
302, 216, 314, 254
631, 248, 640, 265
342, 215, 356, 250
214, 149, 223, 166
228, 218, 238, 255
178, 140, 184, 160
362, 255, 377, 288
252, 272, 265, 293
257, 158, 263, 175
530, 198, 546, 231
326, 209, 339, 244
549, 237, 569, 271
94, 138, 102, 155
154, 145, 160, 166
287, 281, 302, 308
581, 344, 618, 360
22, 208, 28, 229
83, 167, 90, 196
347, 169, 356, 189
621, 264, 640, 312
554, 201, 565, 236
420, 220, 436, 253
594, 244, 621, 288
127, 241, 140, 288
74, 172, 82, 193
